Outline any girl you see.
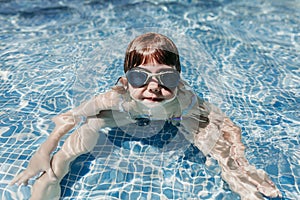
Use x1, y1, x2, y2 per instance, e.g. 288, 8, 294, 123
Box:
11, 32, 281, 200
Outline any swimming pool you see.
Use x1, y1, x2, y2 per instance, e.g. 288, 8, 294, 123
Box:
0, 0, 299, 199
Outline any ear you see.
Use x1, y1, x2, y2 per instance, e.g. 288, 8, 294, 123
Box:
118, 77, 128, 89
178, 79, 186, 90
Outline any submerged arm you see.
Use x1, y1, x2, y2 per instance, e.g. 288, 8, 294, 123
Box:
10, 111, 76, 186
10, 89, 122, 186
209, 117, 282, 199
178, 96, 281, 199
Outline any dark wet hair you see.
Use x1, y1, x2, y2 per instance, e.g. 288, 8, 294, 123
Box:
124, 33, 181, 73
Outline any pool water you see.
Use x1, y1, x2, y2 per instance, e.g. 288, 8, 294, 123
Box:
0, 0, 299, 199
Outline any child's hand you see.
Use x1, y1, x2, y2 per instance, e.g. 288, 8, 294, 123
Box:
10, 111, 76, 186
249, 169, 282, 198
10, 139, 58, 186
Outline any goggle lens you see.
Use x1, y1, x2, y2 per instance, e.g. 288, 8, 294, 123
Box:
126, 71, 148, 88
160, 72, 180, 88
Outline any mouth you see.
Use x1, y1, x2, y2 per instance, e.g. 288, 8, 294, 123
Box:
143, 97, 165, 102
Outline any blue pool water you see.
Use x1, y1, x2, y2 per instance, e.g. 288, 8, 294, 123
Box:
0, 0, 299, 199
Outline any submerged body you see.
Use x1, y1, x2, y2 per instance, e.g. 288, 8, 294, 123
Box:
11, 33, 281, 200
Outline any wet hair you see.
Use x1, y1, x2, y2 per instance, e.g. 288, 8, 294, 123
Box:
124, 33, 181, 73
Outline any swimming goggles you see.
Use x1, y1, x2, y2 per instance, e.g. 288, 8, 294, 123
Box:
126, 67, 180, 89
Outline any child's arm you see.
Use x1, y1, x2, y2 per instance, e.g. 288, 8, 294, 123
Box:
180, 100, 282, 199
10, 89, 122, 186
176, 85, 281, 199
208, 116, 282, 199
10, 111, 76, 186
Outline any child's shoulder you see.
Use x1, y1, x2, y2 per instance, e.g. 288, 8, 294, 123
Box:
97, 86, 127, 99
176, 81, 206, 112
92, 88, 127, 110
176, 80, 226, 118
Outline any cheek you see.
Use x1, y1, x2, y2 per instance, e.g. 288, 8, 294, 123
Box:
161, 88, 176, 98
128, 86, 144, 98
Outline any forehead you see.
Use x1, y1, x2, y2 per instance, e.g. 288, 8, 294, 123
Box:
138, 64, 174, 73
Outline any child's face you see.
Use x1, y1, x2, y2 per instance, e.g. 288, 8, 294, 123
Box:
126, 63, 179, 106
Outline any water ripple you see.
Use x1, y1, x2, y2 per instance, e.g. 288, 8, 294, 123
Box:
0, 0, 299, 199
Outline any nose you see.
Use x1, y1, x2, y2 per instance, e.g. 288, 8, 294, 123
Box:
147, 78, 161, 93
